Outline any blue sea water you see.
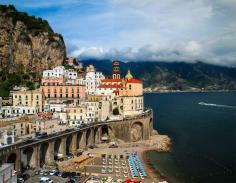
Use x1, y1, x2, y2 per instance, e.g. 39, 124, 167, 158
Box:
144, 92, 236, 183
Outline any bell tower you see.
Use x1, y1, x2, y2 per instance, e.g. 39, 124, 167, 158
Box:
112, 60, 120, 79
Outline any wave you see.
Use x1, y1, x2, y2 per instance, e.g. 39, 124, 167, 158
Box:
198, 102, 236, 109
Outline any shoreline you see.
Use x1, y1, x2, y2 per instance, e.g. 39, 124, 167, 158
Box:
144, 90, 236, 94
142, 149, 173, 183
83, 134, 172, 182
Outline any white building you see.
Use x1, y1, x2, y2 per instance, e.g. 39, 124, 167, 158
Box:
81, 101, 100, 123
65, 69, 78, 79
0, 127, 15, 145
44, 103, 67, 113
85, 65, 105, 95
43, 66, 78, 79
0, 106, 39, 118
43, 66, 65, 78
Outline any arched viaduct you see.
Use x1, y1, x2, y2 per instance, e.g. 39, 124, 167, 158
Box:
0, 110, 153, 172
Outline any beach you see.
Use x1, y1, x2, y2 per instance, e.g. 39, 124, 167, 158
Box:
87, 134, 172, 183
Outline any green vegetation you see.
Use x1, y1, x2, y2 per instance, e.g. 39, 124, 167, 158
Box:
0, 71, 40, 97
0, 4, 63, 38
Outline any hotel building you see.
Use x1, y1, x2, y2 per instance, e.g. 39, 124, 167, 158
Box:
12, 89, 43, 112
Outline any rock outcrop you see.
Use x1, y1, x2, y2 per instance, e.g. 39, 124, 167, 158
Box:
0, 5, 66, 73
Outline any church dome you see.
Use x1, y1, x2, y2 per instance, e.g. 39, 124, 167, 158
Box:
125, 69, 133, 80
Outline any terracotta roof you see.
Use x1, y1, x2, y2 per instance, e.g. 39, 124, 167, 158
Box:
126, 78, 142, 83
97, 84, 122, 89
101, 79, 122, 82
113, 90, 119, 93
73, 154, 89, 163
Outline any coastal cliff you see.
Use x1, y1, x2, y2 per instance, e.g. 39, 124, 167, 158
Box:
0, 5, 66, 73
0, 5, 66, 97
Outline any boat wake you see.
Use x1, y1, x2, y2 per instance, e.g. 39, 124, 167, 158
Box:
198, 102, 236, 109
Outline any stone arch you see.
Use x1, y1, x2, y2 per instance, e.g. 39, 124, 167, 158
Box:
149, 118, 153, 136
66, 135, 72, 155
94, 127, 99, 144
54, 138, 61, 159
22, 147, 34, 169
77, 132, 82, 149
7, 153, 17, 169
101, 125, 109, 142
40, 142, 49, 167
101, 125, 113, 142
86, 129, 91, 146
131, 121, 143, 142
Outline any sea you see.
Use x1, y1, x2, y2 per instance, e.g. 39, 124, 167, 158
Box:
144, 92, 236, 183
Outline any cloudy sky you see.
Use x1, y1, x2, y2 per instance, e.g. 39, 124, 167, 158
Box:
2, 0, 236, 66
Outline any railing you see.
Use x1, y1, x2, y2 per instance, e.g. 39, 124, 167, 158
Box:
0, 109, 152, 155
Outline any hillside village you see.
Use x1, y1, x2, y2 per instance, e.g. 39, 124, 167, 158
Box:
0, 59, 144, 146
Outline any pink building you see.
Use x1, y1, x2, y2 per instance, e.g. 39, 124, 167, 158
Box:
41, 77, 85, 99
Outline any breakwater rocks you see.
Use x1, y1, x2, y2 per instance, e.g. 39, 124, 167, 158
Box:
146, 134, 172, 152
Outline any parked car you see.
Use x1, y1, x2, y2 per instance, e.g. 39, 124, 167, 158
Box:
61, 172, 70, 178
35, 132, 48, 139
17, 178, 24, 183
49, 170, 56, 176
39, 177, 53, 183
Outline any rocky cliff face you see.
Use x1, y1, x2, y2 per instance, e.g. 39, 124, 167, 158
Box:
0, 5, 66, 73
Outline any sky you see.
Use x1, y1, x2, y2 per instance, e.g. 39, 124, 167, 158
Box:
1, 0, 236, 66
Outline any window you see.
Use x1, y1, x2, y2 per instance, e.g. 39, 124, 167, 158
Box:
129, 84, 132, 90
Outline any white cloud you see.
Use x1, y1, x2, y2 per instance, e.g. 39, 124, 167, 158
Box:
2, 0, 236, 66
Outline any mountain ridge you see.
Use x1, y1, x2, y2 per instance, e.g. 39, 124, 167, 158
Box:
80, 59, 236, 91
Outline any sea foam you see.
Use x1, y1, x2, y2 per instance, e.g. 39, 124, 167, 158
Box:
198, 102, 236, 109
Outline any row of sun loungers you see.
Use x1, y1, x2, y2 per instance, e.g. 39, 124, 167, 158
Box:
128, 153, 147, 179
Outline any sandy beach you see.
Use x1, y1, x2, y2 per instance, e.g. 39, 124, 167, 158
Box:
88, 134, 172, 183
